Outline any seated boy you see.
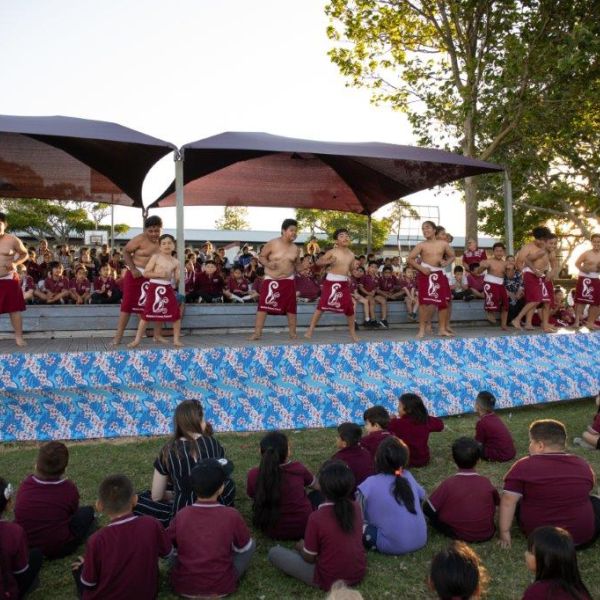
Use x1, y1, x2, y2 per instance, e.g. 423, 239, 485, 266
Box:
73, 474, 172, 599
361, 406, 392, 459
424, 437, 499, 542
195, 260, 224, 303
168, 459, 255, 598
14, 441, 95, 558
295, 266, 321, 303
448, 265, 471, 301
332, 423, 374, 489
499, 419, 600, 549
224, 266, 257, 303
377, 266, 405, 302
358, 262, 389, 328
69, 266, 92, 305
91, 264, 121, 304
16, 264, 36, 304
466, 263, 485, 299
41, 261, 71, 304
474, 391, 516, 462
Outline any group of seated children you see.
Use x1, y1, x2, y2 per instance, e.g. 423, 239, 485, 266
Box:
2, 392, 599, 599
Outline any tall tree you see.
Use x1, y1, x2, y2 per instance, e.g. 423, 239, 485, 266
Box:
215, 206, 250, 230
326, 0, 599, 241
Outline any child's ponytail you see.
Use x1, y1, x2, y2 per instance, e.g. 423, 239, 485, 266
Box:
252, 432, 288, 531
319, 460, 356, 533
375, 437, 416, 514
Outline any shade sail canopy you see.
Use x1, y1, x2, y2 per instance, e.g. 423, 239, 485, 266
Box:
150, 131, 504, 214
0, 115, 176, 208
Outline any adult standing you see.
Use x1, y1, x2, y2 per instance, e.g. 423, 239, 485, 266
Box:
111, 215, 162, 346
0, 212, 29, 346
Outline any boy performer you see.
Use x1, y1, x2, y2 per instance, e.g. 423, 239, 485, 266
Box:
111, 215, 162, 346
407, 220, 455, 338
475, 242, 510, 329
573, 233, 600, 329
305, 228, 358, 342
250, 219, 300, 340
0, 212, 28, 346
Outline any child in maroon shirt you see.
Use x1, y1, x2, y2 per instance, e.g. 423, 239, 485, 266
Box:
361, 405, 393, 459
40, 261, 71, 304
332, 422, 374, 490
69, 266, 92, 304
91, 264, 120, 305
169, 460, 255, 598
14, 441, 95, 558
224, 266, 257, 303
295, 266, 321, 302
247, 431, 319, 540
388, 393, 444, 467
0, 478, 42, 600
358, 261, 388, 328
268, 460, 366, 591
522, 526, 591, 600
424, 437, 499, 542
573, 392, 600, 450
195, 260, 224, 303
74, 474, 172, 599
474, 390, 516, 462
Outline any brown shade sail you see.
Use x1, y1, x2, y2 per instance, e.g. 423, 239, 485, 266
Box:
0, 115, 176, 208
150, 132, 503, 214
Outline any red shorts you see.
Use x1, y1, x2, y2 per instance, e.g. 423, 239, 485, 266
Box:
483, 281, 509, 312
0, 274, 26, 315
141, 280, 180, 322
258, 277, 297, 315
120, 270, 150, 314
417, 269, 451, 309
574, 274, 600, 306
318, 278, 354, 316
523, 271, 551, 304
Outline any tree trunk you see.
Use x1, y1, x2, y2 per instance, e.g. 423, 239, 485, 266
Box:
464, 176, 478, 243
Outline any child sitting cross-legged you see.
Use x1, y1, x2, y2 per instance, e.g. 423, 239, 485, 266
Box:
332, 422, 374, 490
474, 390, 516, 462
168, 459, 255, 598
72, 474, 172, 599
268, 460, 366, 592
360, 405, 392, 459
424, 437, 499, 543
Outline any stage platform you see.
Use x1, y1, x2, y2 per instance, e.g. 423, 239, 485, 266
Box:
0, 325, 598, 443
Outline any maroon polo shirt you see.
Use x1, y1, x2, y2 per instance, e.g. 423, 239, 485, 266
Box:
467, 272, 485, 292
388, 415, 444, 467
227, 275, 250, 295
246, 461, 315, 540
462, 248, 487, 268
14, 475, 79, 557
522, 580, 591, 599
295, 273, 321, 300
70, 278, 91, 295
81, 514, 172, 600
332, 445, 374, 489
303, 502, 366, 591
168, 502, 252, 597
427, 469, 500, 542
360, 430, 393, 459
360, 274, 379, 293
196, 272, 224, 295
0, 521, 29, 600
44, 275, 70, 294
503, 453, 596, 545
377, 275, 398, 293
475, 412, 516, 462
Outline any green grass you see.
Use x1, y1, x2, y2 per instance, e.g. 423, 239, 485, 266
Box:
1, 398, 600, 599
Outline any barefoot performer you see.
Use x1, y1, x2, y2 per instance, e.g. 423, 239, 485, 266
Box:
250, 219, 300, 340
128, 234, 182, 348
511, 226, 553, 332
111, 215, 162, 346
0, 212, 28, 347
573, 233, 600, 329
305, 228, 358, 342
407, 220, 455, 338
475, 242, 510, 330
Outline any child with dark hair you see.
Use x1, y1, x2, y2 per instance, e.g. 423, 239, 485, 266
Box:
332, 423, 374, 489
224, 266, 257, 303
388, 393, 444, 467
358, 261, 388, 328
358, 437, 427, 554
247, 432, 319, 540
424, 437, 499, 542
573, 392, 600, 450
73, 474, 172, 600
91, 263, 121, 304
14, 442, 95, 558
196, 260, 225, 303
168, 460, 255, 598
474, 391, 516, 462
41, 261, 71, 304
523, 527, 591, 600
69, 266, 92, 304
429, 541, 488, 600
268, 460, 366, 591
0, 477, 42, 600
361, 406, 392, 459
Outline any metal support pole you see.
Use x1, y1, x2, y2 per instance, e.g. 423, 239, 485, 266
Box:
175, 150, 186, 296
110, 204, 114, 250
366, 214, 373, 255
503, 171, 514, 255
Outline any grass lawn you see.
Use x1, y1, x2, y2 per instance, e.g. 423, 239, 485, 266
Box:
1, 397, 599, 599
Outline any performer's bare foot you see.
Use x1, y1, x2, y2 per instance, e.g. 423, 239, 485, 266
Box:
425, 324, 433, 334
15, 337, 27, 348
127, 339, 141, 348
350, 334, 359, 343
438, 329, 455, 337
501, 324, 509, 331
248, 332, 261, 341
447, 326, 456, 334
173, 340, 183, 347
153, 335, 168, 344
289, 333, 297, 340
542, 327, 557, 333
511, 319, 522, 330
524, 325, 535, 331
110, 336, 122, 347
416, 330, 426, 339
304, 331, 313, 340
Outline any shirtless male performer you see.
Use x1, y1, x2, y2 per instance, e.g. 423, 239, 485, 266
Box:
573, 233, 600, 329
511, 226, 554, 332
475, 242, 510, 329
407, 220, 455, 338
304, 228, 358, 342
250, 219, 300, 340
111, 215, 162, 346
0, 212, 29, 346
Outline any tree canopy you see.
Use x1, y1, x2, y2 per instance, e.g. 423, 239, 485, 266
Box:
215, 206, 250, 231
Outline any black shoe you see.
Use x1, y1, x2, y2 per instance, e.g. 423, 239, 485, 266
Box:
381, 319, 389, 329
354, 321, 360, 331
367, 320, 379, 328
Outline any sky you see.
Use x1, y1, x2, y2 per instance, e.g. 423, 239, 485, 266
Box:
0, 0, 466, 235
